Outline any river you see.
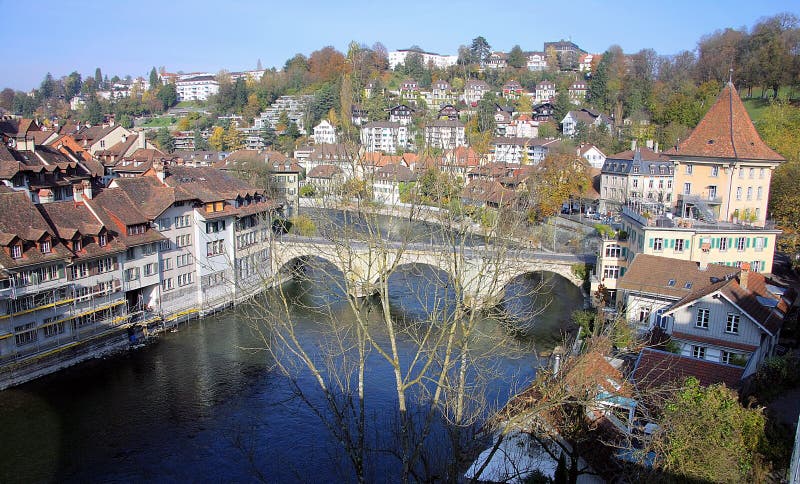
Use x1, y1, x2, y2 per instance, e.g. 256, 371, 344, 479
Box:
0, 218, 584, 483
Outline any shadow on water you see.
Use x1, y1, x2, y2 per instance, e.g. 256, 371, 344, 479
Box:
0, 258, 584, 483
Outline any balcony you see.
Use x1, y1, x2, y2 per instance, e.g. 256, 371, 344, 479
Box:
679, 193, 722, 205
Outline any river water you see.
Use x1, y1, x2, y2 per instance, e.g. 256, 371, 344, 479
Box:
0, 215, 585, 483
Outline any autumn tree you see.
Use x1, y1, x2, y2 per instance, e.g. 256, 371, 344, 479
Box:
507, 45, 526, 69
526, 152, 591, 222
308, 46, 348, 85
649, 378, 766, 483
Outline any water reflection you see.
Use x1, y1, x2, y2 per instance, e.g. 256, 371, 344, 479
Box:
0, 259, 582, 483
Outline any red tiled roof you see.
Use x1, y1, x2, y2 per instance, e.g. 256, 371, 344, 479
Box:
632, 347, 744, 389
664, 83, 784, 161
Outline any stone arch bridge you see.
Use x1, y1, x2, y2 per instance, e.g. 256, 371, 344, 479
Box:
272, 236, 595, 310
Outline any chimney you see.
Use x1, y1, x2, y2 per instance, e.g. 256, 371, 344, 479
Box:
740, 263, 751, 290
38, 188, 54, 204
154, 160, 167, 183
138, 132, 146, 150
72, 183, 83, 203
654, 141, 659, 153
82, 180, 93, 200
698, 260, 708, 271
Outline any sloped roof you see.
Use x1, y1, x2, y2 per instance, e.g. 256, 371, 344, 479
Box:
617, 254, 737, 299
375, 163, 416, 182
307, 164, 342, 179
664, 83, 784, 161
110, 176, 188, 219
632, 347, 744, 389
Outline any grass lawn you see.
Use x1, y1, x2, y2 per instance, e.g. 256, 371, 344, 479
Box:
139, 116, 177, 127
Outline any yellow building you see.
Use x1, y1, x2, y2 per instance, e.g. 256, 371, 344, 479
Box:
665, 83, 784, 227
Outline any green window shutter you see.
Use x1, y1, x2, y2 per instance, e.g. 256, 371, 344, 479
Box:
620, 267, 626, 276
622, 247, 627, 257
669, 239, 675, 248
729, 237, 734, 248
685, 239, 690, 249
648, 238, 653, 248
761, 261, 766, 271
746, 238, 751, 248
764, 237, 769, 248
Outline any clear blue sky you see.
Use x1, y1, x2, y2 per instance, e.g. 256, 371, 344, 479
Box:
1, 0, 797, 91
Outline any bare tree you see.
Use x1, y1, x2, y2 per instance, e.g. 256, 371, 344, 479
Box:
237, 145, 560, 482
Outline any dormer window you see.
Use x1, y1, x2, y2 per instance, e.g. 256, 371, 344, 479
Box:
73, 239, 82, 252
127, 224, 146, 236
99, 234, 107, 247
40, 240, 51, 254
11, 244, 22, 259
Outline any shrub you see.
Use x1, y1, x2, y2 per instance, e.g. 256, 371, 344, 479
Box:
288, 215, 317, 236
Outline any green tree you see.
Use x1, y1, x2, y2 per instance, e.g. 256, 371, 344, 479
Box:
470, 36, 491, 65
95, 67, 103, 89
156, 83, 177, 111
84, 97, 104, 125
194, 130, 210, 151
64, 71, 82, 100
260, 123, 276, 147
476, 92, 497, 133
652, 378, 766, 483
149, 67, 160, 90
155, 127, 175, 153
507, 45, 526, 69
39, 72, 55, 100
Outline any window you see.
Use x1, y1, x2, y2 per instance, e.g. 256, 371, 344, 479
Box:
674, 239, 685, 252
127, 224, 146, 236
125, 267, 140, 282
653, 238, 663, 251
14, 322, 37, 347
176, 253, 192, 267
161, 257, 173, 271
692, 345, 706, 359
40, 240, 51, 254
756, 187, 763, 200
708, 186, 717, 200
683, 183, 691, 195
175, 234, 191, 248
174, 215, 191, 228
648, 179, 654, 189
178, 272, 194, 287
667, 279, 676, 287
746, 187, 753, 200
726, 313, 740, 334
759, 168, 765, 179
719, 237, 728, 251
667, 179, 673, 190
721, 351, 740, 365
605, 244, 622, 258
159, 240, 171, 251
638, 307, 651, 323
156, 218, 171, 230
11, 244, 22, 259
602, 265, 620, 279
696, 308, 710, 329
685, 164, 693, 175
73, 238, 82, 252
206, 220, 226, 233
126, 247, 136, 260
99, 233, 107, 247
70, 263, 90, 279
44, 321, 65, 338
755, 237, 764, 251
207, 240, 225, 256
711, 166, 719, 177
736, 187, 742, 200
144, 262, 158, 276
632, 178, 639, 188
161, 278, 174, 291
142, 243, 156, 256
98, 257, 115, 273
736, 237, 746, 251
749, 168, 755, 179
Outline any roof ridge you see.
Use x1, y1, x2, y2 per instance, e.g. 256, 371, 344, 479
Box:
728, 83, 737, 159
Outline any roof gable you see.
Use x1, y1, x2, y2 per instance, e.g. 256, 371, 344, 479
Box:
665, 83, 784, 161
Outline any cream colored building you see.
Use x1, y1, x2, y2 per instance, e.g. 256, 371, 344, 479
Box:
665, 83, 784, 227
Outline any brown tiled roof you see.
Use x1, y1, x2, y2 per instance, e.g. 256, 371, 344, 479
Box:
608, 147, 663, 161
664, 83, 784, 161
35, 201, 126, 258
162, 166, 263, 202
632, 347, 744, 389
462, 180, 515, 206
665, 269, 793, 336
308, 143, 355, 162
617, 254, 737, 299
0, 190, 71, 269
375, 163, 416, 182
110, 176, 186, 219
307, 164, 342, 179
85, 193, 165, 247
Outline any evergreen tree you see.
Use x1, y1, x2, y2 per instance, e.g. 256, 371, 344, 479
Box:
40, 72, 55, 100
508, 45, 526, 69
193, 130, 210, 151
95, 68, 103, 88
470, 36, 491, 65
85, 97, 104, 125
149, 67, 159, 90
156, 127, 175, 153
64, 71, 83, 100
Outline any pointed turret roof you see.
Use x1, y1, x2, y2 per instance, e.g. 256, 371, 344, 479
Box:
665, 83, 784, 162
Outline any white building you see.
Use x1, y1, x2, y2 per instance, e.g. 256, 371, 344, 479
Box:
312, 120, 338, 145
424, 120, 466, 150
175, 75, 219, 102
360, 122, 409, 154
388, 49, 458, 70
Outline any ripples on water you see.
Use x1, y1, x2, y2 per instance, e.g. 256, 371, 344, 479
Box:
0, 257, 582, 483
